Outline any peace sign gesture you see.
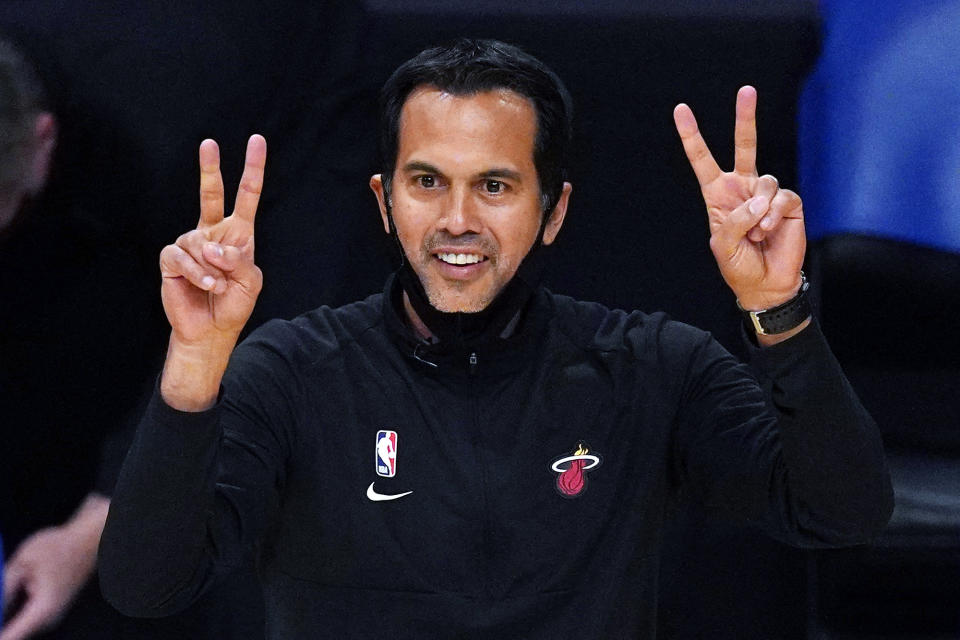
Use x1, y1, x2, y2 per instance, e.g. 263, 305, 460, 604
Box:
157, 135, 266, 410
674, 87, 805, 312
159, 135, 266, 346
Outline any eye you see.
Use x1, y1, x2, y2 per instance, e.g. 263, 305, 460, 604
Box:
484, 180, 503, 194
417, 175, 436, 188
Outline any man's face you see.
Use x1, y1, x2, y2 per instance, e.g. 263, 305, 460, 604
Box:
371, 87, 569, 313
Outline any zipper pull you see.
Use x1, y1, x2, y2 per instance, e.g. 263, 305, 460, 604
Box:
468, 352, 478, 375
413, 342, 438, 368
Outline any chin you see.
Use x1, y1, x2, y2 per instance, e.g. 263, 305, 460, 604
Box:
425, 285, 497, 314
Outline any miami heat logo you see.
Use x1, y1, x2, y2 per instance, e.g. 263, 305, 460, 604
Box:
550, 442, 602, 498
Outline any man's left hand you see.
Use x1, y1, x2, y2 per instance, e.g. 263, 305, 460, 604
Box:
673, 86, 806, 312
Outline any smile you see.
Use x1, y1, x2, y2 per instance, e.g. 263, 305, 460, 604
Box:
436, 253, 487, 265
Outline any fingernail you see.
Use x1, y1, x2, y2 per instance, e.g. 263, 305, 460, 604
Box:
201, 275, 215, 290
760, 217, 774, 230
749, 197, 768, 215
207, 242, 224, 257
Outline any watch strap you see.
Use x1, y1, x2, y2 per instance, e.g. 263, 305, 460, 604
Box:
738, 274, 811, 336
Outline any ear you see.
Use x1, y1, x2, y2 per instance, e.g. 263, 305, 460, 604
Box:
541, 182, 572, 246
369, 173, 391, 234
26, 113, 57, 194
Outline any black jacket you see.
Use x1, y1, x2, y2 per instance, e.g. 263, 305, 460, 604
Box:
100, 275, 893, 639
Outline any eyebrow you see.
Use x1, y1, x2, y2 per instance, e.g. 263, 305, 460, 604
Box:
400, 161, 523, 183
401, 161, 442, 174
479, 167, 523, 182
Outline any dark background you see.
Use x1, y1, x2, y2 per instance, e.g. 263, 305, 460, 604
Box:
0, 1, 884, 638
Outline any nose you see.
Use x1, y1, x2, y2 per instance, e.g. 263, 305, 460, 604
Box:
439, 185, 481, 236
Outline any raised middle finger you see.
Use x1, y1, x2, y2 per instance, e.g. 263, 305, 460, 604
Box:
232, 134, 267, 222
734, 86, 758, 176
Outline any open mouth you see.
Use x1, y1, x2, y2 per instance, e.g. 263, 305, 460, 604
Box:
434, 252, 488, 266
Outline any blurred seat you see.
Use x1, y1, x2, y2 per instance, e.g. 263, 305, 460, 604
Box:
799, 2, 960, 636
807, 235, 960, 638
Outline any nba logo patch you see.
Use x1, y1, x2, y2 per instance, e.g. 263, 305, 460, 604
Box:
376, 430, 398, 477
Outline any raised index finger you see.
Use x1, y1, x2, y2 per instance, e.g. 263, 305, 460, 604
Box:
734, 86, 758, 175
673, 103, 721, 188
198, 139, 224, 227
232, 134, 267, 222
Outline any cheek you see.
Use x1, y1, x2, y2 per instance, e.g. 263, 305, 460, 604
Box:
497, 218, 541, 263
394, 225, 425, 259
390, 202, 429, 250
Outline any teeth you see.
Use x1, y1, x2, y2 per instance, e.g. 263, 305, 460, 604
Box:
438, 253, 482, 265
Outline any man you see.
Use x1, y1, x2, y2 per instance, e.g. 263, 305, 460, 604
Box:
100, 40, 892, 638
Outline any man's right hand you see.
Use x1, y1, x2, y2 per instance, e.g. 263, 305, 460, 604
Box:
157, 135, 266, 410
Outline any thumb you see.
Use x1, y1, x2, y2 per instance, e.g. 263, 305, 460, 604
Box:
202, 241, 261, 291
0, 588, 56, 640
711, 196, 768, 258
2, 561, 25, 613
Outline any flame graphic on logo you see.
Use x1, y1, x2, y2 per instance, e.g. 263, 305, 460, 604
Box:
555, 442, 596, 497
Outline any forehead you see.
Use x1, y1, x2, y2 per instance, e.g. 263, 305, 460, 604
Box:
396, 87, 537, 170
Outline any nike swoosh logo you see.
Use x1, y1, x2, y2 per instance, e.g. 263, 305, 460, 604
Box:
366, 482, 413, 502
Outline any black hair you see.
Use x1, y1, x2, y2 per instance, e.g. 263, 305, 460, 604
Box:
0, 36, 48, 190
379, 38, 573, 215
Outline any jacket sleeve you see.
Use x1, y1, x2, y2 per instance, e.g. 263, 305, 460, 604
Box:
98, 323, 298, 617
672, 319, 894, 547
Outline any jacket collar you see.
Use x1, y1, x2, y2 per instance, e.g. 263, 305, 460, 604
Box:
381, 271, 551, 378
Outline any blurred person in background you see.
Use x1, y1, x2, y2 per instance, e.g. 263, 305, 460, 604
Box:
0, 35, 152, 640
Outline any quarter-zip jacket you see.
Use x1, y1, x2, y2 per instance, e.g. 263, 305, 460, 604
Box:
100, 275, 893, 639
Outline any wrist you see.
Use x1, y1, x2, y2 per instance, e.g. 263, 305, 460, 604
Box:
734, 275, 805, 312
64, 494, 110, 557
161, 331, 239, 411
755, 316, 811, 346
738, 273, 811, 338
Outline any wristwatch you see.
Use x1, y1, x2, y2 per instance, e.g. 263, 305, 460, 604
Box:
737, 273, 811, 336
